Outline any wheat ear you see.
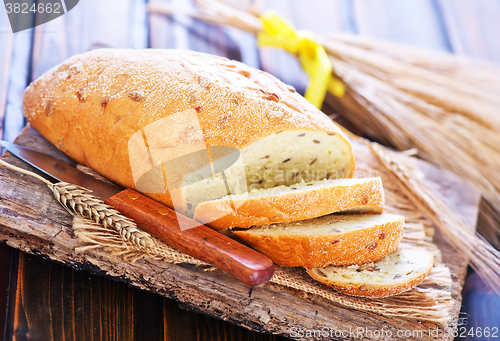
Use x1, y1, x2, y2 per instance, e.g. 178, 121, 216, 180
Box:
0, 159, 155, 249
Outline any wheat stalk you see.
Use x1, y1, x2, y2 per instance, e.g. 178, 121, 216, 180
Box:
0, 159, 155, 249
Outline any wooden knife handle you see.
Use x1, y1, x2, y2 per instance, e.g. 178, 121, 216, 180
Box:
105, 189, 274, 286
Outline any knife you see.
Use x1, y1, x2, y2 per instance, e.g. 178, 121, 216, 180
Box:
0, 140, 274, 286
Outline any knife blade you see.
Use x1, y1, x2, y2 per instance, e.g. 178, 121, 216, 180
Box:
0, 140, 274, 286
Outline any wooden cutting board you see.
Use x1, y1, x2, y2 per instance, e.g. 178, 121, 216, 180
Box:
0, 125, 480, 341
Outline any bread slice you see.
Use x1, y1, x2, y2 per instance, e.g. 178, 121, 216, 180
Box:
232, 214, 404, 267
306, 249, 433, 298
177, 128, 354, 217
194, 177, 384, 230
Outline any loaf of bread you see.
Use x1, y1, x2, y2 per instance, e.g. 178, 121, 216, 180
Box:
232, 214, 404, 267
23, 49, 355, 218
306, 249, 434, 298
194, 177, 384, 230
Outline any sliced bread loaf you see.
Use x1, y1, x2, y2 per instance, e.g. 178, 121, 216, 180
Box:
23, 49, 355, 217
232, 214, 404, 267
194, 177, 384, 230
306, 249, 434, 298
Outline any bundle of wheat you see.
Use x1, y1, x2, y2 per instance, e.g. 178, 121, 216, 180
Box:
319, 35, 500, 223
148, 0, 500, 292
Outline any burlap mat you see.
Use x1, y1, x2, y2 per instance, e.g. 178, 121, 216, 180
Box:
72, 142, 456, 326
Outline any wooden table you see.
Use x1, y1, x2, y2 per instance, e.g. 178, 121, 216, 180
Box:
1, 1, 499, 340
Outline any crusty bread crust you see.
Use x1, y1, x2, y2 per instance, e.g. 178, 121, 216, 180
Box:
233, 214, 404, 267
195, 177, 384, 230
306, 250, 433, 298
23, 49, 355, 211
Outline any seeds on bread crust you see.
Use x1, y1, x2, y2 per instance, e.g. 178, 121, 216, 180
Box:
45, 101, 54, 116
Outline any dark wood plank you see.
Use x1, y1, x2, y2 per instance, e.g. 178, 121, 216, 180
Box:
149, 0, 242, 61
0, 244, 7, 340
64, 0, 148, 53
162, 298, 290, 341
258, 0, 308, 95
338, 0, 359, 33
133, 289, 164, 341
0, 243, 14, 341
31, 0, 148, 80
9, 252, 135, 341
289, 0, 344, 33
225, 28, 260, 69
186, 6, 230, 57
437, 0, 500, 62
149, 0, 176, 49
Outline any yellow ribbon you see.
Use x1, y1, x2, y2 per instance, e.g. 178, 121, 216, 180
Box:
257, 11, 344, 109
